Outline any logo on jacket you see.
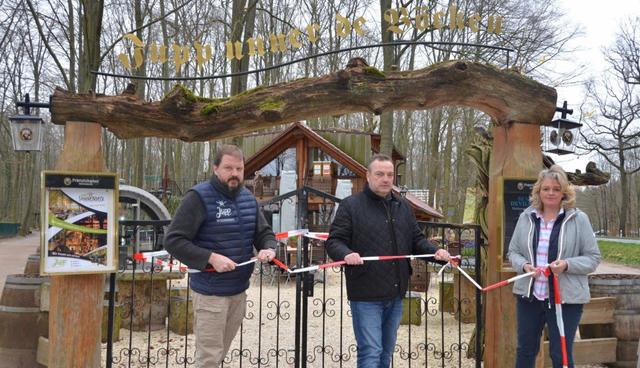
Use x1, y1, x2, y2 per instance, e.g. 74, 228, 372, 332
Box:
216, 200, 233, 219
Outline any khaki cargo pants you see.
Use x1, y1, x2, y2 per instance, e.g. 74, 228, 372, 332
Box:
192, 290, 247, 367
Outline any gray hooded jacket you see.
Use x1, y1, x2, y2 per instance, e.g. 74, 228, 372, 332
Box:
507, 206, 601, 304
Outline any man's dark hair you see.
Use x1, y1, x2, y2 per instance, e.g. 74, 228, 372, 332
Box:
213, 144, 244, 166
367, 153, 393, 171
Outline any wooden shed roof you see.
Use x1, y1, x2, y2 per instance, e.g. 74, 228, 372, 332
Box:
243, 122, 443, 219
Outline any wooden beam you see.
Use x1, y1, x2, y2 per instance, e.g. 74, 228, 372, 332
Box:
50, 60, 557, 142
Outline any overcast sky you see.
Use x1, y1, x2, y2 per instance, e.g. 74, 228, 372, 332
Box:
547, 0, 640, 171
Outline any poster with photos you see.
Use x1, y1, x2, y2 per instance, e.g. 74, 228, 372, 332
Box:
41, 171, 118, 275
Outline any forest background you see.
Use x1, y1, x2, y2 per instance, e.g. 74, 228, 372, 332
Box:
0, 0, 638, 238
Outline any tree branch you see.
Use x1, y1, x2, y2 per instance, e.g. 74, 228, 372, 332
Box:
50, 60, 556, 141
25, 0, 71, 90
99, 0, 195, 62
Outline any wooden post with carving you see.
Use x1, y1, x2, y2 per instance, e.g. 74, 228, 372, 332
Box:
47, 122, 105, 367
485, 123, 543, 367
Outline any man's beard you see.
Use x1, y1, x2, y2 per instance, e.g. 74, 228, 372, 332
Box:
226, 176, 241, 188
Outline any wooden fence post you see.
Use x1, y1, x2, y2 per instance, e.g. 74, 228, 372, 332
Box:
47, 122, 105, 367
485, 123, 543, 367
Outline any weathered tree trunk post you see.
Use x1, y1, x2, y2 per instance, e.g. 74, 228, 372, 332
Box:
485, 122, 543, 367
48, 122, 105, 367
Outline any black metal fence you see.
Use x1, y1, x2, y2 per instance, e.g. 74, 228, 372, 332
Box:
105, 188, 483, 368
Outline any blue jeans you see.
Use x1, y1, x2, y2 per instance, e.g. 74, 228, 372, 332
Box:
515, 296, 583, 368
350, 296, 403, 368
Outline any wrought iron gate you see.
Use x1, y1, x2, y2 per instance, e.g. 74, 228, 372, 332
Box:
105, 186, 483, 368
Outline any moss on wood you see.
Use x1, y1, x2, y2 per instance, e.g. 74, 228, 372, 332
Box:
258, 97, 284, 111
363, 67, 385, 78
235, 85, 266, 97
199, 86, 269, 115
166, 84, 222, 103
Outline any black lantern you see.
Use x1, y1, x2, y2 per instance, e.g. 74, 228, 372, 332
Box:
9, 94, 50, 152
542, 101, 582, 155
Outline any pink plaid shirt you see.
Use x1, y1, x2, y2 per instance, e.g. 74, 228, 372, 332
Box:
532, 209, 564, 300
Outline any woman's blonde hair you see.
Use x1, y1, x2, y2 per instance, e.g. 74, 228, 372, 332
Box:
529, 165, 576, 211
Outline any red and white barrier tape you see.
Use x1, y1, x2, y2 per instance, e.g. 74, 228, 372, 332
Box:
132, 250, 257, 273
275, 229, 309, 240
275, 228, 328, 241
133, 227, 312, 273
454, 262, 483, 291
304, 232, 329, 241
548, 268, 569, 368
138, 240, 567, 364
277, 228, 328, 241
133, 250, 171, 260
132, 252, 189, 273
436, 256, 462, 276
137, 239, 568, 366
276, 254, 438, 274
470, 264, 568, 366
194, 258, 258, 273
480, 271, 537, 292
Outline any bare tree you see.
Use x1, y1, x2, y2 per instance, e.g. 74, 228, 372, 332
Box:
0, 0, 592, 231
580, 78, 640, 236
378, 0, 394, 156
605, 16, 640, 85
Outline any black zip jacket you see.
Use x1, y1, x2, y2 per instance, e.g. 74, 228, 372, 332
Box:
325, 184, 440, 301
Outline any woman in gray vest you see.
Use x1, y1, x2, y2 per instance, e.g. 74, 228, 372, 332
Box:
165, 145, 277, 367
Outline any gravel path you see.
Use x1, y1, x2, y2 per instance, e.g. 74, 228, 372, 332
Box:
104, 269, 478, 367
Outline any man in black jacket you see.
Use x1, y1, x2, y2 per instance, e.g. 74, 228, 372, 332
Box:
326, 154, 449, 368
164, 145, 277, 367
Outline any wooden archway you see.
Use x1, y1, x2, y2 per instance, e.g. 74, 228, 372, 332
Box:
51, 60, 556, 140
52, 59, 556, 366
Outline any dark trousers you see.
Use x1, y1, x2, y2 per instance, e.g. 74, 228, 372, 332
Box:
515, 296, 583, 368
